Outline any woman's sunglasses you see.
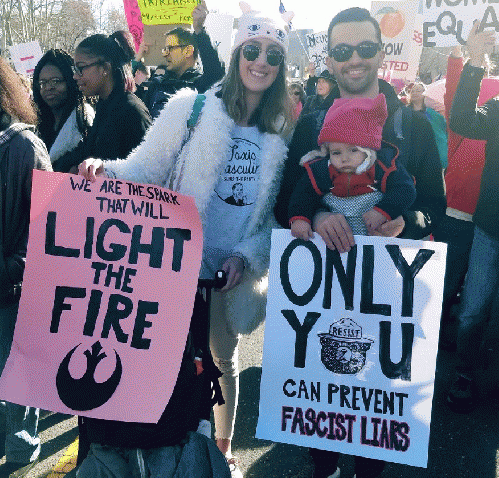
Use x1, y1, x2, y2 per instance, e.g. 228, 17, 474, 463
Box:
242, 44, 284, 67
329, 41, 381, 63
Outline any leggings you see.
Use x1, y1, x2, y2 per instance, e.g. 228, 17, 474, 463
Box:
209, 292, 240, 441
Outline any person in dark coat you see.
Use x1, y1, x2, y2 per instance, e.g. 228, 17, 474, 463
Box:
144, 1, 225, 118
51, 30, 151, 173
0, 56, 52, 478
300, 69, 336, 118
273, 7, 445, 478
446, 20, 498, 414
274, 8, 445, 252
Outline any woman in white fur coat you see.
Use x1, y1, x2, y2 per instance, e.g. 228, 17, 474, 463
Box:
79, 4, 291, 476
33, 49, 94, 167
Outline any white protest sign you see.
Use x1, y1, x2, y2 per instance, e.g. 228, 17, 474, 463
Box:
305, 31, 328, 71
423, 0, 499, 47
204, 13, 234, 72
256, 232, 447, 468
9, 41, 43, 76
372, 1, 421, 81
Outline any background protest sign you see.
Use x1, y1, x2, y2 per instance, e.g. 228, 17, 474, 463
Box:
0, 171, 203, 423
123, 0, 144, 51
9, 41, 43, 76
372, 1, 422, 81
305, 31, 327, 71
423, 0, 499, 47
256, 232, 447, 467
137, 0, 200, 25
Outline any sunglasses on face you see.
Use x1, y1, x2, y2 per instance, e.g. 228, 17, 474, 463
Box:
242, 44, 284, 67
38, 78, 65, 89
329, 41, 381, 63
72, 61, 104, 76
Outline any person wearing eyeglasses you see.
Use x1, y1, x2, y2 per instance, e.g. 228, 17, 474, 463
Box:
275, 7, 445, 251
77, 5, 291, 478
50, 30, 151, 174
143, 1, 225, 118
273, 7, 445, 478
33, 49, 95, 167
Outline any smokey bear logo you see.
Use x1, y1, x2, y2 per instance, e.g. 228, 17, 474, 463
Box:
318, 318, 373, 374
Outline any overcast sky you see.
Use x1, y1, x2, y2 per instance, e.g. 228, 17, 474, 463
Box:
106, 0, 374, 33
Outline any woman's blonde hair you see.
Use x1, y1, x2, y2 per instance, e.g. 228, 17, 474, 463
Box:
220, 45, 292, 135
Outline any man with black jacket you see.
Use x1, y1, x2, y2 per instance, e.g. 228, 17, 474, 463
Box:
273, 7, 445, 478
275, 8, 445, 253
145, 1, 225, 118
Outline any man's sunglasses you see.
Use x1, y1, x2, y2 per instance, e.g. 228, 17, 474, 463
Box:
329, 41, 381, 63
242, 44, 284, 67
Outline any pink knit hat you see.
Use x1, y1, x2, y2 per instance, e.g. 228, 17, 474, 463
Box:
318, 94, 388, 150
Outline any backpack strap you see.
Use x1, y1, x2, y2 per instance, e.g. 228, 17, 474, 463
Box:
168, 94, 206, 191
187, 94, 206, 128
391, 106, 412, 166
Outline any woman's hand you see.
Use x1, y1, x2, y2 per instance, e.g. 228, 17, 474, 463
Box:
78, 158, 106, 182
220, 256, 245, 292
467, 20, 495, 68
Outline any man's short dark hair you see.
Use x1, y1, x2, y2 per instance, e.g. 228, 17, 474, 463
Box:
167, 27, 199, 61
327, 7, 383, 51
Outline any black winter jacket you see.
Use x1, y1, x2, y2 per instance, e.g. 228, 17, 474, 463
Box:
0, 125, 52, 304
145, 30, 225, 118
52, 89, 151, 173
449, 63, 499, 240
275, 79, 446, 240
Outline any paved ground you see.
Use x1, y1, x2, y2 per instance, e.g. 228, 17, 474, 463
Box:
0, 321, 498, 477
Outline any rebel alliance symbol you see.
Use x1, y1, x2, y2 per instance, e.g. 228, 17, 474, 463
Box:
56, 341, 122, 411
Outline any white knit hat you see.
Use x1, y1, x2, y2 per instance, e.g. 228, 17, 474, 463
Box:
233, 1, 293, 55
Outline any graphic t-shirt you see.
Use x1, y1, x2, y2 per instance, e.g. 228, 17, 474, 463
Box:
200, 125, 262, 279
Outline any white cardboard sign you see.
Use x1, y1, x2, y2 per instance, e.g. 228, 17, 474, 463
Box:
256, 232, 447, 468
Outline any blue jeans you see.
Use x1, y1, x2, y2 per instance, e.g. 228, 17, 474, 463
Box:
0, 302, 40, 464
456, 226, 499, 373
432, 215, 475, 323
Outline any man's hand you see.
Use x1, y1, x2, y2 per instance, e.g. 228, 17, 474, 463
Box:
312, 212, 355, 252
363, 209, 388, 235
467, 20, 495, 68
192, 0, 208, 34
220, 256, 245, 292
371, 215, 405, 238
291, 219, 314, 241
135, 40, 150, 61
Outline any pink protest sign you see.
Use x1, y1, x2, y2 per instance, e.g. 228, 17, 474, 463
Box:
123, 0, 144, 51
0, 171, 203, 423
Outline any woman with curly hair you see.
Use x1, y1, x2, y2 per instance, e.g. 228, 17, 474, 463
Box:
33, 49, 95, 166
0, 56, 52, 478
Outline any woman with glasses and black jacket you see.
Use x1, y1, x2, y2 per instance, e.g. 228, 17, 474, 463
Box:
51, 30, 151, 173
33, 49, 94, 166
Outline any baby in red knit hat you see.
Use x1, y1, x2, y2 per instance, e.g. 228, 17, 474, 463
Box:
288, 94, 417, 244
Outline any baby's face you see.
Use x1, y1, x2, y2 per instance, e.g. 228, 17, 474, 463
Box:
326, 142, 367, 173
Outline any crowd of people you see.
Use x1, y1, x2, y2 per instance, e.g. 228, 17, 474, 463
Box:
0, 2, 497, 477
